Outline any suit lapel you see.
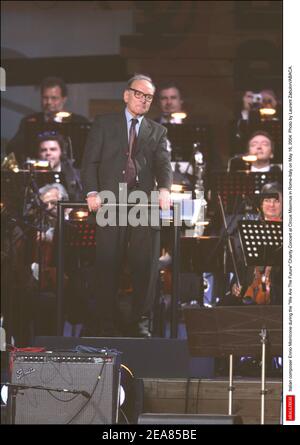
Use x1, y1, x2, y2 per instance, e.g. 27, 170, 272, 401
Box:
115, 113, 152, 158
115, 112, 128, 155
135, 117, 152, 156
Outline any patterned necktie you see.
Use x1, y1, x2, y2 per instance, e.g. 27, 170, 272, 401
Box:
124, 118, 138, 187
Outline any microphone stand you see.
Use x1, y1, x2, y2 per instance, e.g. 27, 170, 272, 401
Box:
204, 195, 243, 290
4, 382, 90, 424
23, 170, 49, 297
217, 194, 243, 414
217, 193, 242, 293
227, 154, 248, 173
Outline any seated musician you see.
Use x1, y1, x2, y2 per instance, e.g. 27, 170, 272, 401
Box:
215, 182, 283, 377
31, 183, 84, 335
229, 130, 282, 174
37, 131, 83, 201
230, 181, 282, 305
30, 183, 69, 284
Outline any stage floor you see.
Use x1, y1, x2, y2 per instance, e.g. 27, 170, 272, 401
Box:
142, 377, 282, 425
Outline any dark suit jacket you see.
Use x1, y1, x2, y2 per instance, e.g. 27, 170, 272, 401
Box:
60, 159, 83, 201
81, 112, 172, 197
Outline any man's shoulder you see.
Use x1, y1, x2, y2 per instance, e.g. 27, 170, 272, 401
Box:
144, 117, 167, 134
91, 113, 167, 135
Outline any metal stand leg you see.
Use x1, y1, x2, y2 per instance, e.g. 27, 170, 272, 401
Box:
228, 353, 235, 415
8, 387, 18, 425
260, 328, 268, 425
280, 391, 283, 425
170, 202, 181, 339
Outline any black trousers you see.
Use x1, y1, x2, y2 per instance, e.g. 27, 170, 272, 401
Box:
95, 224, 160, 327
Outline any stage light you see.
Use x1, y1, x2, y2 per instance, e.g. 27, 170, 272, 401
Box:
24, 158, 49, 170
227, 154, 257, 172
171, 111, 187, 123
33, 160, 49, 168
54, 111, 71, 122
242, 155, 257, 163
259, 107, 276, 117
70, 209, 89, 221
171, 184, 184, 193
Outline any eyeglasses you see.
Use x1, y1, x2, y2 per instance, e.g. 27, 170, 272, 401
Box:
129, 88, 154, 102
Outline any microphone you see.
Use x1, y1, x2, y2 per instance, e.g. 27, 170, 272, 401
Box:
227, 154, 257, 172
232, 154, 245, 158
227, 154, 244, 172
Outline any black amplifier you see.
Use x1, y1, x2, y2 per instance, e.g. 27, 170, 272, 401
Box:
9, 350, 121, 424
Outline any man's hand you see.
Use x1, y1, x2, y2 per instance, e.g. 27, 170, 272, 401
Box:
232, 283, 242, 298
86, 193, 102, 212
159, 188, 171, 211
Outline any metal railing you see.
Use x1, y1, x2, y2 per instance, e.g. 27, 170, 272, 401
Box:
57, 201, 181, 338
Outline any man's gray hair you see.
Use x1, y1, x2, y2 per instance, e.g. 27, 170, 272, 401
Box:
39, 183, 69, 201
127, 74, 156, 92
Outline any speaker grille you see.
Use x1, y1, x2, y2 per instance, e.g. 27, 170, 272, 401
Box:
9, 351, 121, 424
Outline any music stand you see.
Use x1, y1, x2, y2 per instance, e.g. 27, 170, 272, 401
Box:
183, 305, 282, 424
210, 171, 282, 214
163, 123, 210, 162
32, 170, 64, 188
238, 220, 283, 266
66, 219, 96, 249
180, 236, 225, 274
179, 236, 230, 306
64, 218, 97, 272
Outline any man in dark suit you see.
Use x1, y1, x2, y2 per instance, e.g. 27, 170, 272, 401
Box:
81, 74, 172, 337
6, 76, 89, 165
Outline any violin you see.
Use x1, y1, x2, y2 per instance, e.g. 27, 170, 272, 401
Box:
243, 266, 272, 304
